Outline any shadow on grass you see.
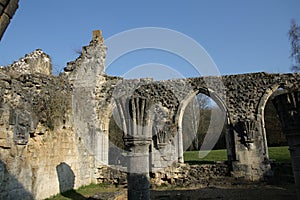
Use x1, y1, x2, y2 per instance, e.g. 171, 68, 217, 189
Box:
56, 162, 98, 200
60, 189, 88, 200
184, 160, 217, 165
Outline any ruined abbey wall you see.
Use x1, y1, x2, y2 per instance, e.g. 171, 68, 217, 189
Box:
0, 50, 95, 199
0, 30, 300, 199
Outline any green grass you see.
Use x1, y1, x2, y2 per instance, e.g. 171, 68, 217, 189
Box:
184, 146, 291, 164
45, 183, 119, 200
184, 149, 227, 164
268, 146, 291, 162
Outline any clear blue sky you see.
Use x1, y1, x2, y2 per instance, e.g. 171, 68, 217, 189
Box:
0, 0, 299, 78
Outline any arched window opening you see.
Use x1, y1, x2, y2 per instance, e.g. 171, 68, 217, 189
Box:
182, 93, 227, 164
264, 89, 289, 163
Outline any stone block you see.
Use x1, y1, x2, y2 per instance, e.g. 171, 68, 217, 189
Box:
0, 139, 10, 148
0, 4, 4, 15
0, 13, 9, 39
4, 0, 18, 18
0, 131, 6, 139
92, 30, 104, 43
0, 0, 8, 6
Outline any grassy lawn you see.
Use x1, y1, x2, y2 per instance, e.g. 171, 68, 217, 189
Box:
47, 147, 290, 199
268, 146, 291, 162
184, 146, 290, 164
45, 183, 120, 200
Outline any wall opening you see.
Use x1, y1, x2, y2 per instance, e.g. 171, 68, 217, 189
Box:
181, 93, 227, 164
264, 97, 288, 148
262, 88, 293, 183
263, 88, 289, 161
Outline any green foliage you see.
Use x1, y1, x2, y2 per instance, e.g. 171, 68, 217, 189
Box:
32, 78, 71, 130
184, 146, 291, 165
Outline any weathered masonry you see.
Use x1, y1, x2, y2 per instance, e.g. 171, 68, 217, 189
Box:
0, 31, 300, 199
0, 0, 19, 40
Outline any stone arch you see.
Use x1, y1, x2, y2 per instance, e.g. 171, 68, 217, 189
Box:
175, 87, 231, 163
98, 101, 118, 166
256, 84, 284, 161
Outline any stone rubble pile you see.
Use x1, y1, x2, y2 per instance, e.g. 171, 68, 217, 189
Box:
150, 163, 228, 187
95, 163, 229, 188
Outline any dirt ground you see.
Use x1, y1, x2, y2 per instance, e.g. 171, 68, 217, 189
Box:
91, 181, 296, 200
150, 184, 296, 200
148, 173, 297, 200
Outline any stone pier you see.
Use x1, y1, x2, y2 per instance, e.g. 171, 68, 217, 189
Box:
125, 138, 151, 200
114, 92, 154, 200
273, 91, 300, 199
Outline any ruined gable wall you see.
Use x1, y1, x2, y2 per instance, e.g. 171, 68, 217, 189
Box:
0, 51, 95, 199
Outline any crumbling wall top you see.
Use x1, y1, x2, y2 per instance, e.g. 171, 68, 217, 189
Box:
2, 49, 52, 75
62, 30, 106, 85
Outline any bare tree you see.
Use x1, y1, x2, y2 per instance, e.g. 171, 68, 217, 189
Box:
182, 94, 210, 150
289, 19, 300, 72
190, 97, 200, 150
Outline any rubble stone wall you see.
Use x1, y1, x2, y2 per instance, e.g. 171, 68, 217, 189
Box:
94, 163, 228, 188
0, 51, 95, 199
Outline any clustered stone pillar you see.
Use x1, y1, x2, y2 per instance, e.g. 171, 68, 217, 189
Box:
115, 96, 152, 200
273, 91, 300, 199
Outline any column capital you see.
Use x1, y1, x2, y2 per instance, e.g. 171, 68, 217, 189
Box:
123, 136, 152, 147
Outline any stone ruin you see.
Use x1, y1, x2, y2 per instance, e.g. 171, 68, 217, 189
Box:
0, 28, 299, 199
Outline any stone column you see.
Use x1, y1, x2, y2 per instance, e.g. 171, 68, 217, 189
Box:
273, 91, 300, 199
124, 138, 151, 200
231, 117, 272, 181
177, 126, 184, 163
114, 95, 152, 200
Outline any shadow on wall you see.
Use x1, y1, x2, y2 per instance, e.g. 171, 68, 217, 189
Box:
0, 160, 33, 200
56, 162, 86, 199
